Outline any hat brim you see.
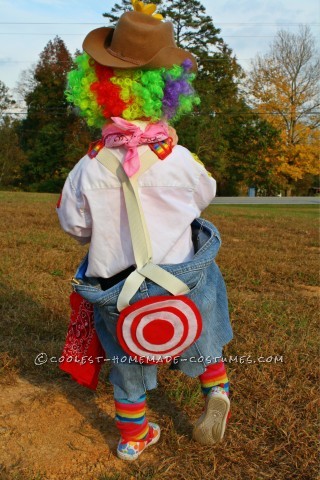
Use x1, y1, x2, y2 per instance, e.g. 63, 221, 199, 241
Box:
83, 27, 197, 72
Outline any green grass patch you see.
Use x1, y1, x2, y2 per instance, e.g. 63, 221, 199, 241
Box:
207, 204, 319, 219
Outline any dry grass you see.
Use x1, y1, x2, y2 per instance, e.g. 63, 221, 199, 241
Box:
0, 191, 319, 480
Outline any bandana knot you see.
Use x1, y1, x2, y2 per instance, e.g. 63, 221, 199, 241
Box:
102, 117, 169, 177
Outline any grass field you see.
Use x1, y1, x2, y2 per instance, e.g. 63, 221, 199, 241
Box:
0, 191, 319, 480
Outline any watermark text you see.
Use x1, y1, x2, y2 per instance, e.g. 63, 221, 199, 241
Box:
34, 353, 284, 366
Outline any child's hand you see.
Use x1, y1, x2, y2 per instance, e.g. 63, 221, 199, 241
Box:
168, 126, 178, 146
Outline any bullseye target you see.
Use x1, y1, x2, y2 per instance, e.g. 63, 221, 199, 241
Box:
117, 296, 202, 363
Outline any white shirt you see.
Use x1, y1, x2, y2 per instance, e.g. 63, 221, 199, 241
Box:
57, 135, 216, 278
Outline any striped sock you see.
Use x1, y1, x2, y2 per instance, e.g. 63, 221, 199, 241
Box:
199, 361, 229, 396
115, 394, 149, 442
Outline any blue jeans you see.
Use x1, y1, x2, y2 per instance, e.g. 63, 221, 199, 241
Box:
72, 218, 233, 401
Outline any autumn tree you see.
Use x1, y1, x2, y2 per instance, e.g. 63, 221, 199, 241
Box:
0, 80, 15, 114
221, 106, 281, 195
19, 37, 92, 192
0, 82, 23, 189
0, 117, 26, 188
14, 67, 37, 108
248, 26, 320, 194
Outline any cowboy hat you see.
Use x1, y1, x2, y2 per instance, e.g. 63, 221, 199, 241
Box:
83, 10, 197, 72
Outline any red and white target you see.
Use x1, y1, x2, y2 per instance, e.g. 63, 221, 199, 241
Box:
117, 296, 202, 363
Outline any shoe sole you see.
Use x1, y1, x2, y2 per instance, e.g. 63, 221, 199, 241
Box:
192, 393, 230, 445
117, 430, 161, 461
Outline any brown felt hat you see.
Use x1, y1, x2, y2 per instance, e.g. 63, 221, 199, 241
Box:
83, 10, 197, 72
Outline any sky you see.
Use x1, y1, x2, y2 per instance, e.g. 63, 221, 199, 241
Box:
0, 0, 319, 96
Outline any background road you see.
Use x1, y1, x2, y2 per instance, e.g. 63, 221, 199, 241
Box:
212, 197, 320, 205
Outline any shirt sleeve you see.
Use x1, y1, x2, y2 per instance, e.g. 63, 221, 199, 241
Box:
56, 171, 92, 245
193, 165, 217, 212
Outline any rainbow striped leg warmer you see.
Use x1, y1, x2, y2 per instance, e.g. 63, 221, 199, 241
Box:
199, 361, 229, 396
114, 394, 149, 442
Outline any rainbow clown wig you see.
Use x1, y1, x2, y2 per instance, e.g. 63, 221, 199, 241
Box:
65, 53, 200, 128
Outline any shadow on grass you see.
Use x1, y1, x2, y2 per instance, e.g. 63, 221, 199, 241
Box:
0, 281, 195, 454
0, 281, 117, 448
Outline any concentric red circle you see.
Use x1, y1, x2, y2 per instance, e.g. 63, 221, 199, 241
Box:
142, 319, 174, 345
117, 296, 202, 363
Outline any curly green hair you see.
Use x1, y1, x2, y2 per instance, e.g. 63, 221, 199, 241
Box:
65, 53, 200, 128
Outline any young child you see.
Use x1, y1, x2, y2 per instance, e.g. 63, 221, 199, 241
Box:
57, 1, 233, 461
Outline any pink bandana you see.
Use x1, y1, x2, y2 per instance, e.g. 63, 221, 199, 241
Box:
102, 117, 169, 177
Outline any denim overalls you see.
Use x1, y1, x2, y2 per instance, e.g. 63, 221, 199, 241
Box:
72, 217, 233, 401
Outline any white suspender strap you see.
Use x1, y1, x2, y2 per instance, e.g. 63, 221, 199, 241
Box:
96, 147, 190, 311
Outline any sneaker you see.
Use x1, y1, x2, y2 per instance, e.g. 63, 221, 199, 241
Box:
192, 387, 230, 445
117, 422, 160, 461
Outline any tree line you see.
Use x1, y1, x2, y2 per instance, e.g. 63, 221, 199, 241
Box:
0, 0, 319, 196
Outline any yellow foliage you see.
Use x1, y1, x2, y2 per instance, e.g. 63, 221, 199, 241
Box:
250, 64, 320, 185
